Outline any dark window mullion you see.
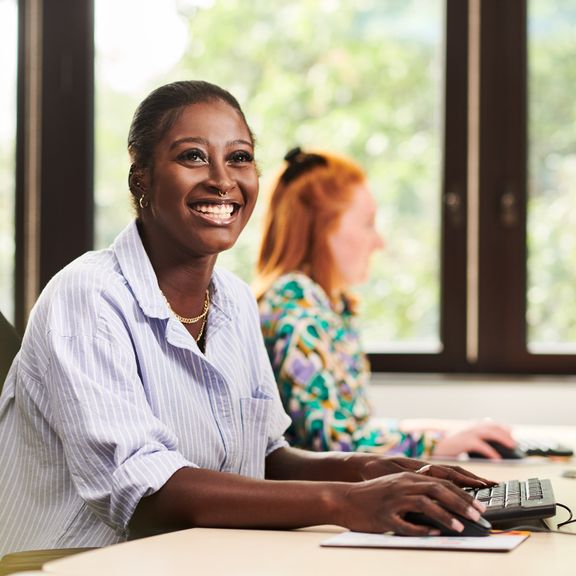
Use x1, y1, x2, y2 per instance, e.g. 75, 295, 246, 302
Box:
15, 0, 94, 331
477, 0, 528, 372
39, 0, 94, 289
439, 0, 469, 371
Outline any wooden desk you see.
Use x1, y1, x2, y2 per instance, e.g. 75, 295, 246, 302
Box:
42, 428, 576, 576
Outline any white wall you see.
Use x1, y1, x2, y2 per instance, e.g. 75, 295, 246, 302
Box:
369, 374, 576, 426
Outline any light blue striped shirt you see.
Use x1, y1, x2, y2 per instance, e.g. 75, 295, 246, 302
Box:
0, 220, 290, 554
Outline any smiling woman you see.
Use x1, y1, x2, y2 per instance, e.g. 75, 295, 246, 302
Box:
123, 83, 259, 344
124, 83, 259, 346
0, 80, 491, 556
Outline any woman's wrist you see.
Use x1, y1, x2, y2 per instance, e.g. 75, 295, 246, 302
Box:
339, 452, 382, 481
316, 481, 353, 528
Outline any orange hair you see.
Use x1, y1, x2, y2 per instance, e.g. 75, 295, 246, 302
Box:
254, 149, 366, 303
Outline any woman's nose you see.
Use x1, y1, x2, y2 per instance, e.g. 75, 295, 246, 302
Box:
207, 162, 235, 195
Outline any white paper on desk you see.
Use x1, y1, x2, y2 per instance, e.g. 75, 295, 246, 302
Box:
321, 531, 530, 552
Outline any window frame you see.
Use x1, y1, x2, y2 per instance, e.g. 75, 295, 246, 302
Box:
370, 0, 470, 373
474, 0, 575, 374
13, 0, 576, 374
15, 0, 94, 333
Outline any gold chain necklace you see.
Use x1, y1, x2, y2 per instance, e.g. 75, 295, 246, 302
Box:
195, 313, 208, 343
164, 289, 210, 325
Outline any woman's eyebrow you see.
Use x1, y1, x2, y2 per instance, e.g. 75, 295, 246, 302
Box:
169, 136, 207, 150
228, 138, 254, 148
169, 137, 253, 150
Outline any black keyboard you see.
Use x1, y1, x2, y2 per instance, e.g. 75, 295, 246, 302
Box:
465, 478, 557, 524
517, 438, 574, 458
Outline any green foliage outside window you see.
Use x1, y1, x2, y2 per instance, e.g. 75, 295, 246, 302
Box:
96, 0, 443, 351
527, 0, 576, 349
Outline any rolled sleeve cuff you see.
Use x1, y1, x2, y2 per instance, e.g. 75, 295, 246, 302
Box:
111, 450, 196, 530
266, 437, 289, 457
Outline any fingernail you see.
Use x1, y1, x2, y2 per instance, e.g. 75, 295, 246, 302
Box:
451, 518, 465, 532
429, 529, 441, 536
472, 499, 486, 513
467, 506, 481, 521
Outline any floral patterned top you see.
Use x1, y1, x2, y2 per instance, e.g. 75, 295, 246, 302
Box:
258, 272, 435, 457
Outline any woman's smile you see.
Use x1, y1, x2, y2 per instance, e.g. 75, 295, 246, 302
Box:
188, 200, 242, 225
139, 99, 259, 258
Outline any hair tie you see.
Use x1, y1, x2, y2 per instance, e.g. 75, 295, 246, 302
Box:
284, 147, 303, 162
281, 146, 327, 184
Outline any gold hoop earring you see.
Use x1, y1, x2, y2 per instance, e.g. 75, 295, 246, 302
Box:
139, 195, 149, 209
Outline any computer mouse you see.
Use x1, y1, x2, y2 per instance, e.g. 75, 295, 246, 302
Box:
467, 440, 525, 460
404, 511, 492, 537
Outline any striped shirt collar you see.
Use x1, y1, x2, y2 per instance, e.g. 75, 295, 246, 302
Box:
112, 220, 238, 324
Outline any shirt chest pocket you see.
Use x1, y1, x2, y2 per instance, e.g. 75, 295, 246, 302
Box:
239, 397, 272, 479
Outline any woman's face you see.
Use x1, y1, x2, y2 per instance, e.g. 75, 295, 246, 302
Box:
140, 100, 258, 259
327, 183, 384, 288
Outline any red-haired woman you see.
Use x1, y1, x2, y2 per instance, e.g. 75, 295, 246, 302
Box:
255, 148, 515, 460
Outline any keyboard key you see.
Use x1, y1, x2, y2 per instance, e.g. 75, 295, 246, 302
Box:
468, 478, 556, 525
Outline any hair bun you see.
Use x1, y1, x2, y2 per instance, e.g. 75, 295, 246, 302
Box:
280, 147, 327, 184
284, 147, 303, 162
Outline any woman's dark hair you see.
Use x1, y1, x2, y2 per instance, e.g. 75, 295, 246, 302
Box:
127, 80, 253, 169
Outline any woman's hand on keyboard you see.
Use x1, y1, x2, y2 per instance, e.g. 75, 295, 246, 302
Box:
358, 456, 496, 488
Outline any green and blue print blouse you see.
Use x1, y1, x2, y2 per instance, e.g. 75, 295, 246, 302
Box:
258, 272, 434, 457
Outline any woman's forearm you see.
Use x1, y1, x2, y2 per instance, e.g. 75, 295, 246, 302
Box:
130, 458, 491, 538
265, 446, 370, 482
130, 466, 347, 536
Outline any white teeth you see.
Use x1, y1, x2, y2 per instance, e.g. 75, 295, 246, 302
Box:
193, 203, 234, 216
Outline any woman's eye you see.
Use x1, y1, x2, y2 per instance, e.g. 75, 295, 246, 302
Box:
178, 149, 207, 163
228, 150, 254, 164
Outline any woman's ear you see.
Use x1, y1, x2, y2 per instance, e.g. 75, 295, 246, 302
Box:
129, 164, 151, 210
128, 164, 146, 196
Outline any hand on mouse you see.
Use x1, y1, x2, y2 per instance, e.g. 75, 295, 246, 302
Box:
432, 421, 516, 459
338, 471, 486, 536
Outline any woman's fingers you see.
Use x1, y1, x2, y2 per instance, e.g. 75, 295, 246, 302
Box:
342, 471, 487, 535
405, 475, 483, 518
392, 515, 442, 536
417, 463, 496, 487
396, 503, 471, 536
360, 456, 494, 486
433, 421, 518, 458
359, 456, 432, 480
472, 422, 516, 447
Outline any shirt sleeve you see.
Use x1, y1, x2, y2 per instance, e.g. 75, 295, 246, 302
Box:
268, 307, 435, 457
43, 300, 194, 533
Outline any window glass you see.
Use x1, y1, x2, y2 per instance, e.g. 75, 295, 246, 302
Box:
0, 0, 18, 323
527, 1, 576, 353
95, 0, 444, 351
